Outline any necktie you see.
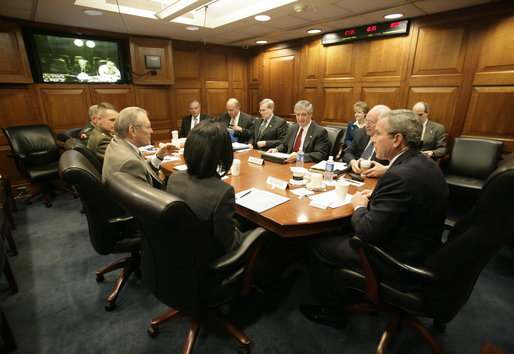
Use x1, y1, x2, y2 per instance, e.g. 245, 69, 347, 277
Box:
361, 141, 374, 160
193, 116, 199, 127
229, 117, 235, 127
258, 120, 267, 138
293, 128, 303, 152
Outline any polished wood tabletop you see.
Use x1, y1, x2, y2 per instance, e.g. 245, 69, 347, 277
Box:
161, 149, 378, 237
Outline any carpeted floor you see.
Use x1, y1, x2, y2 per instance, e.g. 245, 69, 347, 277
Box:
1, 191, 513, 353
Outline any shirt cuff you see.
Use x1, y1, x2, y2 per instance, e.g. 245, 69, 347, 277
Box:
150, 154, 162, 169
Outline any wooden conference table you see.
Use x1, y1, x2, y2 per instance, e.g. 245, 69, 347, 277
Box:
161, 149, 377, 238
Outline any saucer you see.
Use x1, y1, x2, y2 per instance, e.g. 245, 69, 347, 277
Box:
289, 178, 308, 186
306, 182, 326, 191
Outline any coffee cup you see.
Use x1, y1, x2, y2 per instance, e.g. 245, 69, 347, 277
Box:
336, 180, 350, 201
171, 130, 179, 140
311, 173, 323, 188
292, 167, 305, 181
360, 160, 371, 174
231, 159, 241, 176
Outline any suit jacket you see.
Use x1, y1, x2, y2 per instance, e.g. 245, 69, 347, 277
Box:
247, 115, 288, 150
276, 121, 330, 162
79, 121, 94, 144
421, 120, 447, 158
179, 113, 212, 138
87, 126, 113, 161
102, 136, 161, 188
344, 120, 360, 148
342, 127, 389, 166
167, 170, 243, 255
351, 149, 448, 265
218, 111, 255, 143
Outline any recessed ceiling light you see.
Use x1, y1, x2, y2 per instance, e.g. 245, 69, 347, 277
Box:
186, 26, 199, 31
307, 29, 321, 34
384, 13, 403, 19
256, 40, 268, 44
255, 15, 271, 22
83, 9, 104, 16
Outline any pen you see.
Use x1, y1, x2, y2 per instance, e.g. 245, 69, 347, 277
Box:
239, 190, 252, 199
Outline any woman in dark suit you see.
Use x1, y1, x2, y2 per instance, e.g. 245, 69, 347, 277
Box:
166, 119, 246, 255
343, 101, 369, 148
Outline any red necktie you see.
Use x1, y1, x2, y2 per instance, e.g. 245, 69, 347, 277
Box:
293, 128, 303, 152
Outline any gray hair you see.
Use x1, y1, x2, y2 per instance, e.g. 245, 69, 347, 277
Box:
188, 100, 200, 108
380, 109, 422, 149
294, 100, 313, 114
88, 105, 98, 119
259, 98, 275, 109
115, 106, 148, 138
227, 98, 240, 108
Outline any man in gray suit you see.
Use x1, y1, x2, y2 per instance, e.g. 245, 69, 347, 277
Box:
218, 98, 255, 143
247, 98, 288, 151
102, 106, 178, 188
412, 102, 447, 159
268, 100, 329, 163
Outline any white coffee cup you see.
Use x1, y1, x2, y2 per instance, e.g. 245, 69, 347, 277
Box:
292, 167, 306, 180
172, 138, 180, 147
360, 159, 371, 174
311, 173, 323, 188
336, 180, 350, 201
171, 130, 179, 140
231, 159, 241, 176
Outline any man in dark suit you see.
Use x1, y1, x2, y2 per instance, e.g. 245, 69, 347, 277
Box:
268, 100, 329, 163
247, 98, 288, 150
343, 105, 390, 177
412, 102, 447, 159
179, 100, 212, 138
300, 109, 448, 328
103, 106, 178, 188
218, 98, 255, 144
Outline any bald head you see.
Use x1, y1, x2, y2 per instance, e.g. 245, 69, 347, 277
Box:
365, 105, 390, 137
412, 102, 429, 123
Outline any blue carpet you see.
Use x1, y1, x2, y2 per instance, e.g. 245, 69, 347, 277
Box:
1, 191, 513, 353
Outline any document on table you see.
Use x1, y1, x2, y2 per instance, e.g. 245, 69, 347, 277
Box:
235, 188, 290, 213
308, 190, 353, 209
310, 160, 347, 172
232, 142, 250, 151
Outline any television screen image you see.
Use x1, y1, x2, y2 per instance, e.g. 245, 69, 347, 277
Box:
32, 33, 125, 83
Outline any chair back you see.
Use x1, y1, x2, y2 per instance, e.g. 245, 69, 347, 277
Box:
57, 127, 82, 142
3, 124, 60, 168
324, 126, 341, 157
106, 172, 218, 316
445, 137, 503, 179
64, 138, 102, 172
58, 150, 127, 254
424, 156, 514, 322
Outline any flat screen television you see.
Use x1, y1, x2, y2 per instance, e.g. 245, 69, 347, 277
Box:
24, 30, 129, 84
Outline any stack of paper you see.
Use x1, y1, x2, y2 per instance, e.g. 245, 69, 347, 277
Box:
235, 188, 290, 213
308, 190, 352, 209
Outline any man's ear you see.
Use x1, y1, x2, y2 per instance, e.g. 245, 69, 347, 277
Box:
393, 133, 403, 148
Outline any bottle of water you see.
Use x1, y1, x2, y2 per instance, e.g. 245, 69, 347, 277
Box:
296, 148, 304, 168
324, 155, 334, 182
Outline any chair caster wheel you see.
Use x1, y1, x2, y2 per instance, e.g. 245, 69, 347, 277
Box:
96, 274, 104, 282
105, 301, 116, 311
148, 326, 159, 338
45, 202, 52, 208
25, 200, 32, 205
239, 344, 251, 354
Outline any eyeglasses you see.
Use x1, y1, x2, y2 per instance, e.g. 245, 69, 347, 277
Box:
134, 124, 152, 130
259, 109, 269, 113
365, 119, 377, 125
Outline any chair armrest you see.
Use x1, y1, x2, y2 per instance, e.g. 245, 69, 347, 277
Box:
208, 227, 267, 272
106, 215, 134, 225
349, 236, 438, 282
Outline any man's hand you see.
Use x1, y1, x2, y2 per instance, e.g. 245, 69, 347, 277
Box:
257, 141, 266, 148
156, 143, 180, 159
233, 124, 242, 132
267, 148, 278, 153
422, 150, 434, 158
363, 162, 386, 178
351, 190, 369, 210
247, 144, 254, 150
285, 152, 297, 163
350, 159, 362, 174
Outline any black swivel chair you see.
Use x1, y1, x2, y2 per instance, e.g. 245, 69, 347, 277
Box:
63, 138, 102, 172
324, 126, 342, 159
3, 124, 76, 207
58, 150, 140, 311
106, 171, 267, 353
331, 155, 514, 353
57, 127, 82, 143
0, 238, 18, 352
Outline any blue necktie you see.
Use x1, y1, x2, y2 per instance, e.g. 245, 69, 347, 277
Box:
361, 141, 374, 160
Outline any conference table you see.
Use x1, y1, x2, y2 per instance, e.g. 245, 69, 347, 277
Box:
160, 149, 378, 238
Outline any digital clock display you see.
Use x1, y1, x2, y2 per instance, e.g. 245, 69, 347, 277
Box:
322, 20, 409, 46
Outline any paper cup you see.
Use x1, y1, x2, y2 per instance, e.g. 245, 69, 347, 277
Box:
231, 159, 241, 176
311, 173, 323, 188
336, 180, 350, 200
171, 130, 179, 140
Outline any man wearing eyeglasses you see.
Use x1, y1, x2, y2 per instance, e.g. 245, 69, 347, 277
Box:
343, 105, 390, 176
412, 102, 447, 159
247, 98, 288, 151
103, 106, 179, 188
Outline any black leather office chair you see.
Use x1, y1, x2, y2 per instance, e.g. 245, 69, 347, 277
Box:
326, 125, 347, 160
0, 238, 18, 352
331, 155, 514, 353
0, 177, 16, 230
441, 137, 503, 190
0, 202, 17, 257
324, 126, 342, 158
106, 171, 267, 353
64, 138, 102, 172
58, 150, 140, 311
3, 124, 76, 207
57, 127, 82, 143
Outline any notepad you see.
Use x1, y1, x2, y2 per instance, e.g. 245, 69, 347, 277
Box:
235, 188, 290, 213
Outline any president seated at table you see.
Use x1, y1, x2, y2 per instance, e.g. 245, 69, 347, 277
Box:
267, 100, 329, 163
